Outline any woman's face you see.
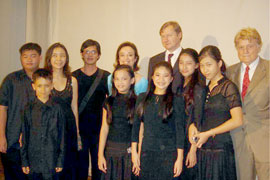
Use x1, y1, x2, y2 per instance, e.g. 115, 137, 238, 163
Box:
179, 53, 198, 78
51, 47, 67, 70
152, 66, 173, 93
199, 56, 221, 81
113, 69, 134, 94
118, 46, 137, 69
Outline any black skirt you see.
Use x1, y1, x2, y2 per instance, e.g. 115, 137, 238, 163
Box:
197, 145, 236, 180
139, 150, 177, 180
101, 141, 135, 180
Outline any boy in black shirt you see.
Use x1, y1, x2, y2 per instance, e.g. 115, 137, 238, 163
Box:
20, 69, 65, 180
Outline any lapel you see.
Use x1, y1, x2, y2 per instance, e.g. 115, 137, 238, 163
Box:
245, 58, 266, 97
231, 63, 241, 89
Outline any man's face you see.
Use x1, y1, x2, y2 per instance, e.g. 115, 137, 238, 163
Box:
20, 50, 41, 72
236, 39, 261, 65
160, 25, 182, 52
81, 46, 100, 65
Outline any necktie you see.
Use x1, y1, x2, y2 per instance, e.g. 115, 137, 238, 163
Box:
168, 53, 174, 65
242, 66, 250, 101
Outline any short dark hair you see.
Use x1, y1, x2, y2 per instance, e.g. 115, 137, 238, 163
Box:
80, 39, 101, 55
19, 42, 42, 55
32, 68, 53, 83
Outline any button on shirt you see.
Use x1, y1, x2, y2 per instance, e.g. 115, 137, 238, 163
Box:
240, 57, 259, 92
20, 98, 66, 173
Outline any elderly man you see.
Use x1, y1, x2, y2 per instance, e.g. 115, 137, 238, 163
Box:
227, 27, 269, 180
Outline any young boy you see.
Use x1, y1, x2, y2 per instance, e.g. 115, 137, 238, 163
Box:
20, 69, 66, 180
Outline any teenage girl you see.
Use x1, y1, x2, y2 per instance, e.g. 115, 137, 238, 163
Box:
98, 65, 137, 180
189, 45, 243, 180
108, 42, 148, 95
131, 61, 185, 180
44, 43, 80, 180
177, 48, 205, 180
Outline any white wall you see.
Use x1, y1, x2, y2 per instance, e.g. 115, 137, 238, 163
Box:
52, 0, 269, 77
0, 0, 26, 82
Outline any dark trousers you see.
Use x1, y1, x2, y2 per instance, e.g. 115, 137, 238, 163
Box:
78, 135, 101, 180
1, 148, 27, 180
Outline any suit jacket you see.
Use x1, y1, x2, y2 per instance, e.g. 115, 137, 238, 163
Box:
148, 51, 182, 93
226, 58, 269, 162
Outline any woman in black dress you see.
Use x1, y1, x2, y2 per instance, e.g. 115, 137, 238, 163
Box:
44, 43, 80, 180
189, 45, 243, 180
177, 48, 205, 180
131, 61, 185, 180
98, 65, 137, 180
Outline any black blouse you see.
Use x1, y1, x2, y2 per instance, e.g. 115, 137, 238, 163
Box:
132, 93, 185, 152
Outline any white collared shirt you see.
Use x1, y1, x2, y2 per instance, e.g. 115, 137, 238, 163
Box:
165, 47, 182, 67
240, 56, 260, 92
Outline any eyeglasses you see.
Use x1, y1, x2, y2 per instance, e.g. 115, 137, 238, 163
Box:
84, 50, 97, 55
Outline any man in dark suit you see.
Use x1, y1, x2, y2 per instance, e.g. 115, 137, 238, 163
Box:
227, 27, 269, 180
148, 21, 183, 93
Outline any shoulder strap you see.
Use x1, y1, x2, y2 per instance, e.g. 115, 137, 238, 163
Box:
78, 69, 104, 114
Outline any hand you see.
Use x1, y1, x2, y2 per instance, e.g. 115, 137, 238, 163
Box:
22, 167, 30, 174
0, 135, 7, 153
185, 148, 197, 168
77, 134, 82, 151
98, 155, 107, 173
19, 133, 22, 148
132, 152, 140, 176
195, 131, 212, 148
188, 124, 199, 144
173, 158, 183, 177
55, 167, 63, 173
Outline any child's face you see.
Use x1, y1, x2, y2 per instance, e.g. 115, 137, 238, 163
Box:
152, 66, 173, 93
51, 47, 67, 70
32, 77, 53, 102
199, 56, 222, 81
118, 46, 137, 69
179, 53, 198, 79
113, 69, 135, 94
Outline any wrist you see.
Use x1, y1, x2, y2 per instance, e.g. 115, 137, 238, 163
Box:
207, 129, 216, 138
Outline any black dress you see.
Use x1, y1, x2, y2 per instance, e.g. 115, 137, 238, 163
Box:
197, 77, 241, 180
51, 76, 78, 180
178, 83, 206, 180
101, 94, 135, 180
132, 93, 185, 180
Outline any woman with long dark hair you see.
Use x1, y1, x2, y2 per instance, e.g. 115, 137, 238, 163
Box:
190, 45, 243, 180
131, 61, 185, 180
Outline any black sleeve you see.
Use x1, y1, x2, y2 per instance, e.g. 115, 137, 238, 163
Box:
0, 75, 12, 106
173, 96, 185, 149
56, 105, 66, 168
224, 81, 242, 109
131, 93, 144, 143
193, 84, 207, 129
20, 106, 30, 167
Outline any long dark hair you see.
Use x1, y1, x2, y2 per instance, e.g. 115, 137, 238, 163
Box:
198, 45, 226, 74
44, 43, 71, 77
137, 61, 173, 123
105, 65, 136, 125
178, 48, 199, 114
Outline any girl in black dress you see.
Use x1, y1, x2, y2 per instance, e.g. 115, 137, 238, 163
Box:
44, 43, 81, 180
177, 48, 205, 180
189, 45, 243, 180
131, 61, 185, 180
98, 65, 136, 180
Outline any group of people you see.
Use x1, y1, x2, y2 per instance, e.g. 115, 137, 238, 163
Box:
0, 20, 268, 180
